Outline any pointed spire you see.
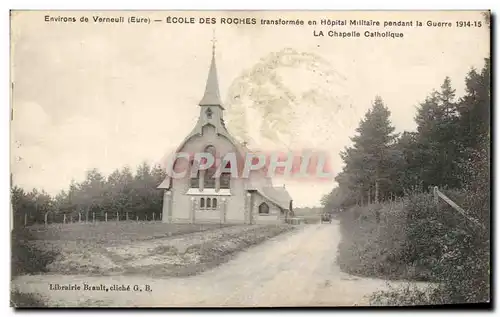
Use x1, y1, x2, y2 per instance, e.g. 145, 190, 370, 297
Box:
199, 31, 223, 107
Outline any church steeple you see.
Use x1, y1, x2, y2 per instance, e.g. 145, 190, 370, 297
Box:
199, 33, 224, 109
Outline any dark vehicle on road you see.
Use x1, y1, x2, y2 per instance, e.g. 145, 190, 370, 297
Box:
321, 213, 332, 223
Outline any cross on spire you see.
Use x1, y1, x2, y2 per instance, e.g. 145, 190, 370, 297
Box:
199, 31, 223, 108
211, 29, 217, 58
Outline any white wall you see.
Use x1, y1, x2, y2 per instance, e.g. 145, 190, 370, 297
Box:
252, 192, 283, 224
169, 124, 247, 223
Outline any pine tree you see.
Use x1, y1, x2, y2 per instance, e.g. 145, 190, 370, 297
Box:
392, 131, 420, 193
336, 96, 398, 205
457, 59, 491, 153
413, 77, 462, 189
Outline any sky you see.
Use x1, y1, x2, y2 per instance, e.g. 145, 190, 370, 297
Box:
11, 11, 489, 207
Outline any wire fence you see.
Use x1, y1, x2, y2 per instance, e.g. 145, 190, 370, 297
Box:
13, 211, 163, 228
433, 186, 485, 230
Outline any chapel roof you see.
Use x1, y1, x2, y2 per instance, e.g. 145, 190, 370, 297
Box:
250, 185, 293, 211
158, 40, 292, 208
199, 47, 223, 108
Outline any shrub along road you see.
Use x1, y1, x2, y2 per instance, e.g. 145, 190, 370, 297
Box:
12, 221, 428, 307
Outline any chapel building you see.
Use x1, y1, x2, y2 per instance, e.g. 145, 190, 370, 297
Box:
158, 45, 293, 224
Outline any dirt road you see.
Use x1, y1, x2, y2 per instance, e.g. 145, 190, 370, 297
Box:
13, 221, 414, 307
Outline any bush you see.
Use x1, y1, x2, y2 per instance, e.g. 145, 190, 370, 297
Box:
10, 291, 47, 308
11, 229, 58, 277
338, 175, 490, 304
337, 202, 411, 280
428, 145, 489, 304
370, 283, 435, 306
367, 146, 490, 305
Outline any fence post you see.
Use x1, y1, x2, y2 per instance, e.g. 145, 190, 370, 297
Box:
433, 186, 439, 213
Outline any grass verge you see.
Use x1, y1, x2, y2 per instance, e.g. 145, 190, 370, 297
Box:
13, 224, 295, 278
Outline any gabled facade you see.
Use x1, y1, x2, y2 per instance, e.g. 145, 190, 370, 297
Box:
158, 46, 292, 224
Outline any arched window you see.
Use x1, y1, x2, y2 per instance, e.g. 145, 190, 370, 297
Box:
203, 145, 217, 189
206, 198, 212, 208
200, 198, 205, 208
189, 159, 200, 188
259, 202, 270, 215
204, 168, 216, 189
220, 172, 231, 189
213, 198, 218, 209
218, 159, 231, 189
190, 171, 200, 188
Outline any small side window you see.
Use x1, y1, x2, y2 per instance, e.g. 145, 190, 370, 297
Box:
205, 108, 213, 119
259, 202, 270, 215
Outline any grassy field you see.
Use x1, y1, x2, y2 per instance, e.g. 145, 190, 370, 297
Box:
21, 221, 226, 242
12, 221, 295, 278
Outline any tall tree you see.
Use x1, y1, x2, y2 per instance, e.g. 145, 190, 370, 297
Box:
456, 59, 491, 153
413, 77, 462, 189
392, 131, 420, 194
336, 96, 398, 204
78, 169, 106, 221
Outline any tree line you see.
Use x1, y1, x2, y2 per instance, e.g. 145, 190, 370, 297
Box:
322, 58, 490, 211
326, 57, 490, 304
11, 163, 167, 226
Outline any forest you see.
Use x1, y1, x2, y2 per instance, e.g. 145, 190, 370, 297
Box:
322, 58, 490, 211
11, 163, 167, 226
322, 58, 490, 305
